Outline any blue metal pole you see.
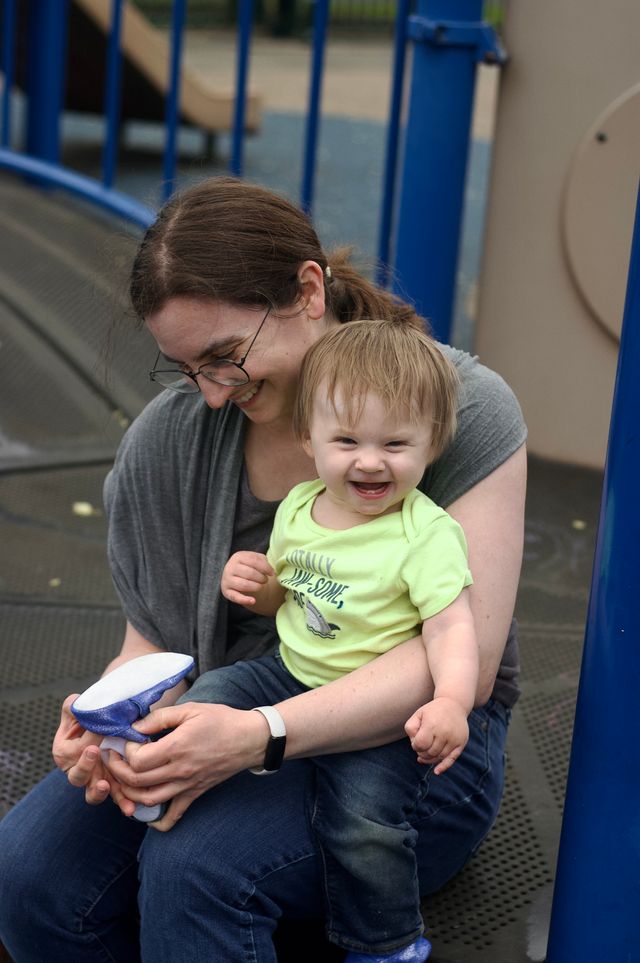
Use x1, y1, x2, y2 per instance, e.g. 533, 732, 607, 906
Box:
102, 0, 124, 189
1, 0, 17, 148
162, 0, 187, 201
376, 0, 410, 287
230, 0, 255, 177
26, 0, 69, 162
546, 181, 640, 962
391, 0, 503, 342
301, 0, 330, 215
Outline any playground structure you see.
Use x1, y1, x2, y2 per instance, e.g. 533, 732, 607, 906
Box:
6, 0, 261, 137
1, 0, 640, 959
475, 0, 640, 469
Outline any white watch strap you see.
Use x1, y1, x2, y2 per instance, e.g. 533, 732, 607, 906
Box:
252, 705, 286, 737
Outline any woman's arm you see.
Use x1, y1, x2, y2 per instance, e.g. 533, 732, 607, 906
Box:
446, 443, 527, 704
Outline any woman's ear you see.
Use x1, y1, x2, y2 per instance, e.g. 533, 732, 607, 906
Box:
297, 260, 326, 320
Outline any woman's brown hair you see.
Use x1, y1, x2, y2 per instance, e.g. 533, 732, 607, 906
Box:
129, 176, 423, 330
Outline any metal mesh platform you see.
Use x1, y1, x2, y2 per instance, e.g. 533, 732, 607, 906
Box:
0, 170, 604, 962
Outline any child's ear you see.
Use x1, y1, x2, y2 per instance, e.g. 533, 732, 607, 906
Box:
301, 435, 314, 459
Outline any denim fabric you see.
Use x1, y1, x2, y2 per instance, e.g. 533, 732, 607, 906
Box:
0, 655, 509, 963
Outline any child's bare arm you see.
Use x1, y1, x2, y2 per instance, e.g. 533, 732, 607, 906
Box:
405, 589, 479, 773
423, 589, 478, 712
221, 551, 286, 616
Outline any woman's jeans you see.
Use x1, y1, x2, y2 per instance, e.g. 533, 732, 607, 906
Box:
0, 654, 510, 963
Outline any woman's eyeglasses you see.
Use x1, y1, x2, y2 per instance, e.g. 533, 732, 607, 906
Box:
149, 306, 271, 393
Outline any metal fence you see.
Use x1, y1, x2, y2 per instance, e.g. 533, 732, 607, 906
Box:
0, 0, 504, 343
134, 0, 506, 34
0, 0, 412, 231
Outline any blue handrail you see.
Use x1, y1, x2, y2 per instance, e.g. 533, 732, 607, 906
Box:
0, 148, 155, 228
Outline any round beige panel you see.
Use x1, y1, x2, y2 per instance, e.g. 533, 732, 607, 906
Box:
562, 84, 640, 342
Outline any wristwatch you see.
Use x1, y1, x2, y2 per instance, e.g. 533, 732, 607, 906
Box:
249, 706, 287, 775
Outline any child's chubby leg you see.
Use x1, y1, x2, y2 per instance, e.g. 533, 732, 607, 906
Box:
311, 738, 431, 956
178, 650, 310, 710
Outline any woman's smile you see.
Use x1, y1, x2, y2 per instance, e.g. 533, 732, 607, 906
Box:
232, 380, 263, 406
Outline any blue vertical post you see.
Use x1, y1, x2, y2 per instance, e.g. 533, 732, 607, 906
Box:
102, 0, 124, 189
391, 0, 503, 342
26, 0, 69, 162
162, 0, 186, 201
230, 0, 255, 177
301, 0, 330, 215
376, 0, 411, 287
1, 0, 17, 148
546, 182, 640, 962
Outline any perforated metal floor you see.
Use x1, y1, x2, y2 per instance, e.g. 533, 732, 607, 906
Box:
0, 171, 604, 962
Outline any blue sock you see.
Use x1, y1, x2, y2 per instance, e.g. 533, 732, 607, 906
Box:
344, 934, 432, 963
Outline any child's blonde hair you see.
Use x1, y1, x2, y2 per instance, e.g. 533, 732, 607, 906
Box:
293, 319, 459, 460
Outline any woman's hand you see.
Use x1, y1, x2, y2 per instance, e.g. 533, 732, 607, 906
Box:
52, 695, 136, 814
103, 702, 270, 831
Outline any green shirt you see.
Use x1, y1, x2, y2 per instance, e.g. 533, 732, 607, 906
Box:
267, 479, 473, 688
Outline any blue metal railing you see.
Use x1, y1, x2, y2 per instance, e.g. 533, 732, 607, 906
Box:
0, 0, 16, 149
103, 0, 124, 189
301, 0, 330, 214
162, 0, 187, 198
0, 0, 500, 338
376, 0, 411, 287
230, 0, 255, 177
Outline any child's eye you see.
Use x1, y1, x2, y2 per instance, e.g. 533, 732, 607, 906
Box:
336, 437, 356, 445
386, 440, 407, 449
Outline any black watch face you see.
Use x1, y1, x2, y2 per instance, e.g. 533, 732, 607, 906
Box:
264, 734, 286, 771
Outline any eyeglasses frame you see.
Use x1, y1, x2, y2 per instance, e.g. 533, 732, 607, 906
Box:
149, 305, 272, 391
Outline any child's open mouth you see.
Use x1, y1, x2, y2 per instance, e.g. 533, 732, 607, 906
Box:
351, 481, 391, 498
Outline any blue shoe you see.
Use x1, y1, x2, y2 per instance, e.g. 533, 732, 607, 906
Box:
72, 652, 194, 742
344, 935, 432, 963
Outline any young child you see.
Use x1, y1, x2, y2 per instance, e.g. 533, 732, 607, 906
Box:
217, 318, 479, 963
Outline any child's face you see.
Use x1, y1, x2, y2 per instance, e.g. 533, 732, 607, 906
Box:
302, 386, 433, 520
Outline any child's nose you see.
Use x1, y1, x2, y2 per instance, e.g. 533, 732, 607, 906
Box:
355, 449, 384, 472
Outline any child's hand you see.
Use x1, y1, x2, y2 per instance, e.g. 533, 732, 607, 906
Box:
404, 696, 470, 775
221, 551, 274, 606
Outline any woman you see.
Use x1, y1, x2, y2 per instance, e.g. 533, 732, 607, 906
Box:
0, 177, 526, 962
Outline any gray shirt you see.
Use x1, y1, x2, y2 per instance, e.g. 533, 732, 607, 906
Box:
104, 345, 526, 706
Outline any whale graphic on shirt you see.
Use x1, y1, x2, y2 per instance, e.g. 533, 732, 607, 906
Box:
305, 599, 340, 639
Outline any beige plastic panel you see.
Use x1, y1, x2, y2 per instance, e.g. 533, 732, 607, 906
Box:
562, 86, 640, 341
475, 0, 640, 468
